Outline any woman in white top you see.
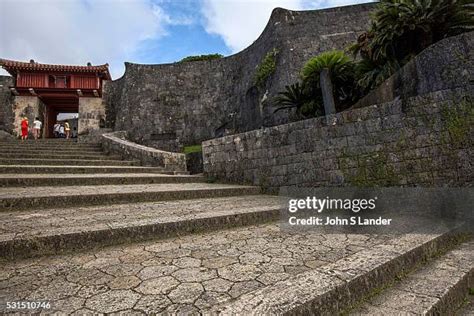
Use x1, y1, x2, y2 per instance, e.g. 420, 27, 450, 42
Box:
32, 117, 42, 140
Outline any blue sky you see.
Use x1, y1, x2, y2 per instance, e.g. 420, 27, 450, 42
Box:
0, 0, 370, 79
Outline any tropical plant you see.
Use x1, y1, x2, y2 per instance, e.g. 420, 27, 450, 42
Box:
368, 0, 474, 63
355, 58, 400, 92
273, 82, 324, 118
301, 50, 358, 111
350, 0, 473, 93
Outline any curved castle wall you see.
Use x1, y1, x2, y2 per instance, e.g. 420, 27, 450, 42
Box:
105, 3, 375, 151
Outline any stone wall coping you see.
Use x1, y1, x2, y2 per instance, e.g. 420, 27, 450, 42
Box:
116, 2, 376, 79
103, 131, 185, 156
102, 131, 187, 172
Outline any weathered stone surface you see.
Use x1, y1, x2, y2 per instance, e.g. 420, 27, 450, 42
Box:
0, 222, 392, 313
133, 294, 171, 314
202, 278, 233, 293
172, 267, 217, 283
135, 276, 179, 295
107, 276, 141, 290
78, 97, 105, 136
168, 283, 204, 304
102, 131, 187, 171
138, 265, 178, 280
0, 182, 261, 213
349, 240, 474, 315
85, 290, 140, 313
0, 76, 14, 134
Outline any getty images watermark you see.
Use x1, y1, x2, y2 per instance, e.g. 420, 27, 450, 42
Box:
287, 196, 393, 226
279, 187, 473, 234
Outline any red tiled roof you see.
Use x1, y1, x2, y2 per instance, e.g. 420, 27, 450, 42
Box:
0, 58, 111, 80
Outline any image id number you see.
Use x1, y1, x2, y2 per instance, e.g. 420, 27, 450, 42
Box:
6, 301, 51, 310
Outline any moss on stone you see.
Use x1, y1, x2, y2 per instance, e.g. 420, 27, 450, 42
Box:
344, 151, 400, 187
441, 98, 474, 147
254, 48, 279, 88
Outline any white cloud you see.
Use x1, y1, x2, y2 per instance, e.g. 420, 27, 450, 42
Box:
201, 0, 305, 53
201, 0, 371, 53
0, 0, 175, 79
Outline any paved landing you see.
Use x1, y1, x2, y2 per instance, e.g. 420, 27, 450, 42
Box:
0, 223, 391, 314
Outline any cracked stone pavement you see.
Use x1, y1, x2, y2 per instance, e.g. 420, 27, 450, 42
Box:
0, 223, 391, 314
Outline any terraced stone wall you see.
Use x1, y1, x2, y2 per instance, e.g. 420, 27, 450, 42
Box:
105, 4, 375, 152
203, 87, 473, 191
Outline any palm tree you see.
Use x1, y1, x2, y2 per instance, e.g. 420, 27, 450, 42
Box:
301, 51, 356, 113
355, 58, 400, 92
351, 0, 473, 92
273, 83, 324, 118
369, 0, 473, 62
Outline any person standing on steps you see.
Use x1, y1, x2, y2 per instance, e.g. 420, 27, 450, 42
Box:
53, 122, 61, 138
64, 121, 70, 139
59, 123, 65, 138
20, 116, 29, 141
32, 117, 42, 140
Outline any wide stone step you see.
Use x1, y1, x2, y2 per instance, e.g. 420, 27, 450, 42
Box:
0, 148, 104, 154
0, 144, 102, 151
0, 173, 205, 187
0, 152, 122, 160
210, 230, 465, 315
0, 183, 260, 211
0, 195, 281, 259
0, 165, 169, 174
0, 158, 140, 166
0, 222, 394, 314
348, 240, 474, 315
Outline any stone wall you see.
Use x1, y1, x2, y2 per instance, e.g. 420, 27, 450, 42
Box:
78, 97, 106, 135
102, 131, 187, 172
11, 96, 45, 138
0, 76, 14, 134
353, 32, 474, 108
203, 87, 473, 191
106, 3, 375, 151
202, 31, 474, 190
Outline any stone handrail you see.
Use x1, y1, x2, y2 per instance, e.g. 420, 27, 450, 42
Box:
102, 131, 187, 172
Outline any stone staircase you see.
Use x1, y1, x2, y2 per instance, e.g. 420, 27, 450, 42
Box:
0, 139, 472, 314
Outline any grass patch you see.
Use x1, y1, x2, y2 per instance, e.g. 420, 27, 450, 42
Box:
183, 144, 202, 154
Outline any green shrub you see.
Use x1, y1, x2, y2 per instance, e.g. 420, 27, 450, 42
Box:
180, 54, 223, 63
254, 48, 279, 88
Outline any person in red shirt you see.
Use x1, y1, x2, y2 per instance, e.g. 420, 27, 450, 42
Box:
20, 117, 29, 141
